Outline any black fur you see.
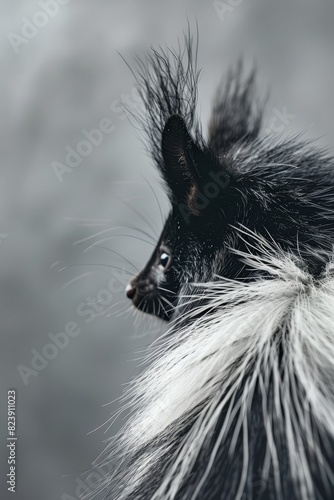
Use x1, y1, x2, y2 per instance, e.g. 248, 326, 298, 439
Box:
110, 32, 334, 499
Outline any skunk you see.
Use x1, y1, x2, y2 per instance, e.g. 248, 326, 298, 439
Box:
99, 33, 334, 500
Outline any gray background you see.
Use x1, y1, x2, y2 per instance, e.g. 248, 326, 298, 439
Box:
1, 1, 334, 499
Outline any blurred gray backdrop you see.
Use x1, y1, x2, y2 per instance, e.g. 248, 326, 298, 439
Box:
1, 1, 334, 499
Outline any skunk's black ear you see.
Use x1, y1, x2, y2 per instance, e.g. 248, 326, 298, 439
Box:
161, 115, 221, 215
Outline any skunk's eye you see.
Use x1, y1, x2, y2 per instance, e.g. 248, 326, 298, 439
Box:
158, 248, 171, 269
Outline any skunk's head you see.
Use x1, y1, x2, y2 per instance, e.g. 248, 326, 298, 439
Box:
125, 114, 234, 321
126, 115, 229, 320
125, 39, 334, 321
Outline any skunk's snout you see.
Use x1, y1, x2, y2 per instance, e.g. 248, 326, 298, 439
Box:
126, 281, 137, 300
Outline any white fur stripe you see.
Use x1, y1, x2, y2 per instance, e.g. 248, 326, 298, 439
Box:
102, 233, 334, 499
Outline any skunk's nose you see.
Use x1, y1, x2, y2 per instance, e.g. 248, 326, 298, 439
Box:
126, 282, 137, 300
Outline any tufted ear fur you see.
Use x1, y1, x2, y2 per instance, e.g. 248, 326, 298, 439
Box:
161, 115, 229, 216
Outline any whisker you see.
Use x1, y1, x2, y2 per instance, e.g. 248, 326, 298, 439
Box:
114, 196, 159, 237
58, 263, 133, 274
120, 225, 157, 243
157, 297, 168, 318
159, 294, 175, 311
62, 272, 94, 290
72, 227, 125, 246
64, 217, 112, 223
112, 303, 135, 319
157, 286, 177, 295
89, 245, 140, 274
70, 223, 109, 227
140, 173, 165, 226
83, 234, 155, 254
